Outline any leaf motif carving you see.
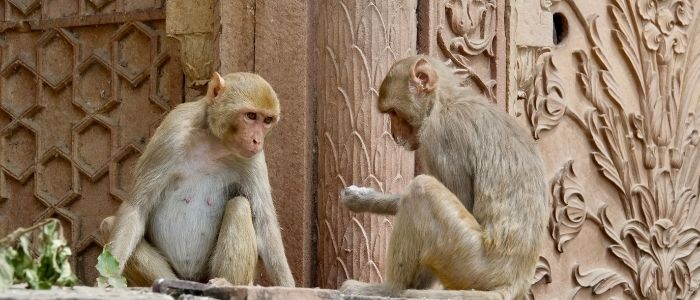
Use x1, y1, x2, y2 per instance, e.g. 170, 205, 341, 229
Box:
574, 265, 634, 296
517, 50, 566, 139
550, 160, 587, 252
438, 0, 498, 102
527, 256, 552, 300
621, 219, 652, 254
533, 256, 552, 285
532, 0, 700, 297
586, 110, 626, 194
441, 0, 496, 57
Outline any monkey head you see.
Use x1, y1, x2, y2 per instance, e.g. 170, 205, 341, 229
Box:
377, 56, 440, 151
206, 72, 280, 159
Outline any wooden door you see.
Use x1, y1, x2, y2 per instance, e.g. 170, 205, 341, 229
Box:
0, 0, 184, 284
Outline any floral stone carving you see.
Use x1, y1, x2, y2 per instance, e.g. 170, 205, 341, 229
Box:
522, 0, 700, 298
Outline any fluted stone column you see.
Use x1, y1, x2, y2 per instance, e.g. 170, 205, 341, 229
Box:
316, 0, 417, 288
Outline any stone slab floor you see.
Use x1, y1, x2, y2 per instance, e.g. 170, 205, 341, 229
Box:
0, 285, 401, 300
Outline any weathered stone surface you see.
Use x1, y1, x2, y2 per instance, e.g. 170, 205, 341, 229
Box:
0, 285, 415, 300
511, 0, 700, 299
315, 0, 416, 289
252, 0, 315, 287
512, 0, 553, 47
218, 0, 255, 74
203, 286, 401, 300
166, 0, 217, 85
0, 286, 172, 300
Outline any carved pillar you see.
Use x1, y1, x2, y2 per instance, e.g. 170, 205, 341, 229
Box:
316, 0, 416, 288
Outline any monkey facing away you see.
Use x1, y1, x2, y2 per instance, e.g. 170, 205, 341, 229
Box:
340, 56, 547, 299
100, 72, 295, 287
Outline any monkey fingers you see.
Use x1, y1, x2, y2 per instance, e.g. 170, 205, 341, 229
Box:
340, 186, 400, 215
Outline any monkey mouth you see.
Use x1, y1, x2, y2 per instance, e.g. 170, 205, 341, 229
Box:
239, 148, 261, 158
395, 138, 419, 151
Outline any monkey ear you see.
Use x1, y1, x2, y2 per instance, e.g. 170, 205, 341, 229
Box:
410, 58, 438, 94
207, 72, 226, 101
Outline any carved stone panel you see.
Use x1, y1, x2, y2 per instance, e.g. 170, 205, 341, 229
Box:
316, 0, 416, 289
0, 0, 183, 285
513, 0, 700, 299
419, 0, 505, 105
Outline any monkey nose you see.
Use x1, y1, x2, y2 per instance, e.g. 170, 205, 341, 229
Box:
253, 138, 260, 145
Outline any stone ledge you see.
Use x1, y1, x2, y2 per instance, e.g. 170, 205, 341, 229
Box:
0, 285, 404, 300
204, 286, 396, 300
0, 285, 171, 300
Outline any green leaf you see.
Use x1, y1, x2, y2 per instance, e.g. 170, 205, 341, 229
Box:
0, 248, 14, 291
96, 276, 108, 287
55, 259, 77, 287
10, 235, 34, 282
24, 269, 40, 289
1, 219, 77, 289
95, 247, 126, 288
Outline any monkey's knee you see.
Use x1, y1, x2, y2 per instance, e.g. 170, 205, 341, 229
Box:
406, 174, 442, 197
99, 216, 116, 243
226, 196, 253, 219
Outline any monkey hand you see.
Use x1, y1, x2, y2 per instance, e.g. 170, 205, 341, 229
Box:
208, 277, 235, 287
340, 185, 378, 213
340, 280, 390, 296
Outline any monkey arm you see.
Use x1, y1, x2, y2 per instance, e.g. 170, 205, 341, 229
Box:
340, 186, 400, 215
248, 158, 295, 287
108, 164, 170, 272
108, 203, 148, 272
252, 193, 295, 287
108, 123, 182, 273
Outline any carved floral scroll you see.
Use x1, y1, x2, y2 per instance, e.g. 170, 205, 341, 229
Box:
433, 0, 499, 101
518, 0, 700, 298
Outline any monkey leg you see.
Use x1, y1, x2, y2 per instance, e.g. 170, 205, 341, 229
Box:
99, 216, 177, 287
209, 196, 258, 285
341, 175, 518, 299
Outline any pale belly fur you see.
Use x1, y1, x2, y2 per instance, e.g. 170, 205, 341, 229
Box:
148, 173, 231, 280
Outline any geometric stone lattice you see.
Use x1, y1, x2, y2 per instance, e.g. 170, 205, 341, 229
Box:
0, 0, 184, 285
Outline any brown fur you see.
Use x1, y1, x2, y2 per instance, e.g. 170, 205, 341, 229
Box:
340, 56, 547, 299
100, 72, 294, 287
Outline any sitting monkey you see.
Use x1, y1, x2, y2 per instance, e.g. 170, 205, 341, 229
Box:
340, 56, 547, 300
100, 72, 294, 287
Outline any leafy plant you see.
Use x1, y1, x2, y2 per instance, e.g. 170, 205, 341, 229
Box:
0, 218, 78, 291
95, 246, 126, 288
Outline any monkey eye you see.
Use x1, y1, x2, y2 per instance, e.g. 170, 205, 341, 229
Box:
263, 116, 274, 124
246, 112, 257, 120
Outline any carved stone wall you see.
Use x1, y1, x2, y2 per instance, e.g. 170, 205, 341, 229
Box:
418, 0, 506, 107
0, 0, 183, 285
316, 0, 416, 289
2, 0, 697, 296
513, 0, 700, 299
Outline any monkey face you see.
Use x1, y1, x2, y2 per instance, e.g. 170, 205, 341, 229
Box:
206, 72, 281, 159
227, 111, 276, 158
388, 111, 419, 151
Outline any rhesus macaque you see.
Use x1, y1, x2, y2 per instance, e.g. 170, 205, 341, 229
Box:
340, 56, 547, 300
99, 72, 294, 287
